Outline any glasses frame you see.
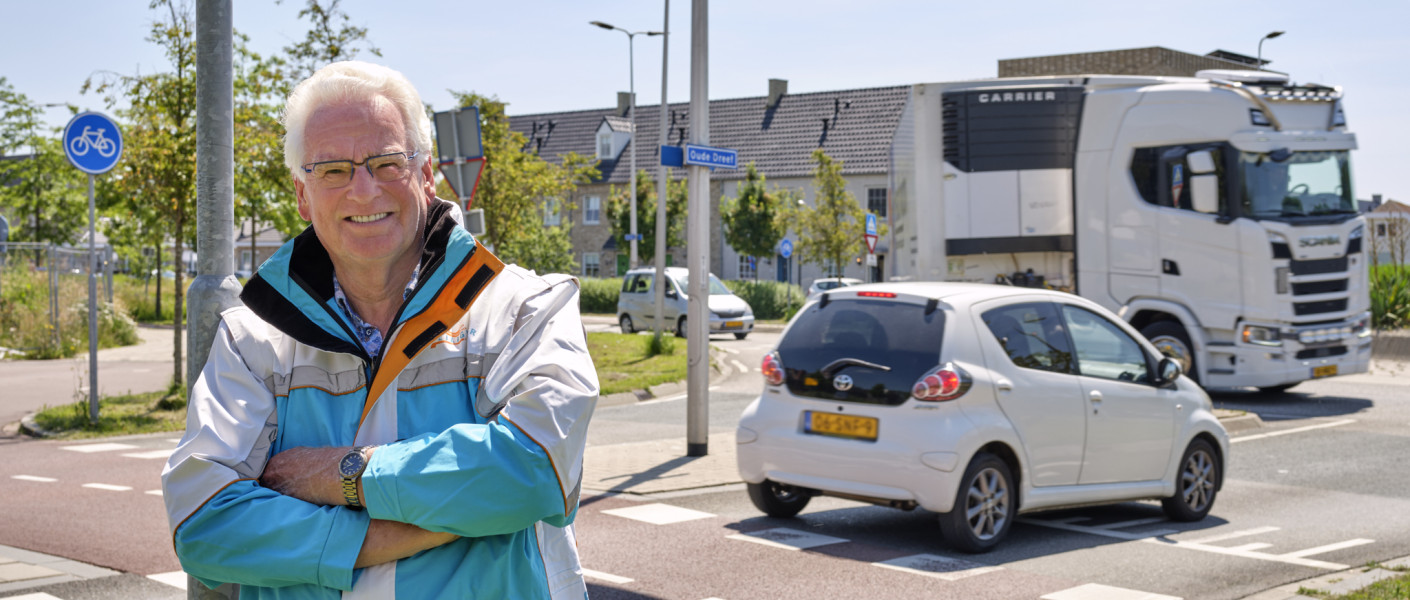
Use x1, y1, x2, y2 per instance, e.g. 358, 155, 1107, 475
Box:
301, 150, 422, 187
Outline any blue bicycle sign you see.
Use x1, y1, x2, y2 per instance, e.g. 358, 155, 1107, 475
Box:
63, 112, 123, 174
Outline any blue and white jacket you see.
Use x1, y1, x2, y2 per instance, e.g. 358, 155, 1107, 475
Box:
161, 199, 598, 598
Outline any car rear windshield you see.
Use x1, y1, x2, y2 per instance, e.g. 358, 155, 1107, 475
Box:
777, 297, 945, 405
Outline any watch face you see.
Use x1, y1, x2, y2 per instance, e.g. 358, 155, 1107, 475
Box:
339, 451, 364, 477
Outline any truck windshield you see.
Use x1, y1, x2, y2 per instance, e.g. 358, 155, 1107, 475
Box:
1239, 150, 1356, 219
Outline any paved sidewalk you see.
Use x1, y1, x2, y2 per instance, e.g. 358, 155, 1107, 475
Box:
0, 544, 120, 595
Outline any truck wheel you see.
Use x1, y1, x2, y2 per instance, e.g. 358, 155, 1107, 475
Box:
939, 453, 1015, 553
746, 480, 811, 517
1162, 438, 1220, 521
1142, 321, 1198, 384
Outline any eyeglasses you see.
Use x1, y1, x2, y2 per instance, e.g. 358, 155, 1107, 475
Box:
302, 151, 420, 188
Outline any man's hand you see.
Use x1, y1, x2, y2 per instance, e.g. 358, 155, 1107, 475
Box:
260, 446, 356, 506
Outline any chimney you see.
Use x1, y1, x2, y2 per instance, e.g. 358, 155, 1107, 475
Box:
1372, 194, 1383, 210
617, 92, 634, 117
767, 78, 788, 109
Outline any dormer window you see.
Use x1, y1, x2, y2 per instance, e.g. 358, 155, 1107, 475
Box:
597, 133, 613, 159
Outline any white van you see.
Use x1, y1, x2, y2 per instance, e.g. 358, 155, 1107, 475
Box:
617, 266, 755, 339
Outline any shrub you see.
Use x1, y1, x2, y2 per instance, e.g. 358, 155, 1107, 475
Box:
723, 279, 805, 321
1371, 264, 1410, 330
578, 276, 623, 315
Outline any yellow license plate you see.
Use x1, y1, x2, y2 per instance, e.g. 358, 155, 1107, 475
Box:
1312, 365, 1338, 379
724, 320, 743, 329
805, 411, 878, 441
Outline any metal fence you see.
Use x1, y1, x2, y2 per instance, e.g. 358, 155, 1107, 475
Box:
0, 242, 114, 354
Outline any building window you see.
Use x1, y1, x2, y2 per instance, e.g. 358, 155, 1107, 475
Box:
867, 188, 888, 217
239, 250, 253, 273
543, 198, 561, 226
1377, 223, 1387, 237
583, 252, 600, 277
738, 255, 757, 280
584, 195, 601, 225
597, 133, 613, 158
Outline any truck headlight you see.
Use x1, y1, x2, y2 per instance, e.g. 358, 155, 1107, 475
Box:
1242, 324, 1282, 347
1354, 313, 1372, 338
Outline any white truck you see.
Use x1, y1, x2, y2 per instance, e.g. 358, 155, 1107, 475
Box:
887, 70, 1371, 391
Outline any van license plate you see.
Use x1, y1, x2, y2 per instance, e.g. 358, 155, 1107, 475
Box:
1312, 365, 1338, 379
724, 320, 743, 329
805, 411, 878, 441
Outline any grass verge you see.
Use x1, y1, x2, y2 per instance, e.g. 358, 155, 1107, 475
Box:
30, 383, 187, 440
1298, 563, 1410, 599
588, 331, 687, 396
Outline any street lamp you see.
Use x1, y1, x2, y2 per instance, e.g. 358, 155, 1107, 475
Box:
590, 20, 662, 270
1257, 30, 1284, 71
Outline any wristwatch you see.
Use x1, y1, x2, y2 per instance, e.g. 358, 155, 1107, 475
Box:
338, 446, 370, 509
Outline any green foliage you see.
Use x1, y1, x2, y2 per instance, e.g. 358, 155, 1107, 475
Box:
792, 149, 886, 277
1371, 264, 1410, 330
31, 383, 187, 440
447, 91, 598, 275
0, 265, 139, 359
578, 277, 623, 314
722, 279, 805, 321
645, 332, 677, 358
586, 331, 686, 396
721, 163, 792, 279
0, 79, 85, 249
606, 170, 688, 264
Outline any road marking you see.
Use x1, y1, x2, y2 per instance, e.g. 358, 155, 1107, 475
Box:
1023, 517, 1364, 570
634, 383, 727, 407
146, 490, 164, 497
1184, 526, 1281, 545
1101, 517, 1168, 530
1226, 543, 1273, 552
718, 347, 739, 355
60, 442, 138, 453
1231, 419, 1355, 444
122, 449, 174, 460
727, 528, 848, 551
731, 359, 749, 373
82, 483, 132, 492
1280, 539, 1375, 559
4, 594, 65, 600
602, 503, 714, 525
148, 571, 187, 589
1041, 583, 1181, 600
872, 554, 1002, 581
11, 475, 57, 483
582, 568, 633, 584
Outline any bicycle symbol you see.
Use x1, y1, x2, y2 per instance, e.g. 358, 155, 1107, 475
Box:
69, 126, 117, 158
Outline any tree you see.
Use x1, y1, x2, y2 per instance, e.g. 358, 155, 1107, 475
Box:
793, 149, 884, 277
277, 0, 382, 82
0, 80, 86, 252
721, 163, 791, 280
86, 0, 196, 385
447, 91, 598, 275
606, 169, 687, 266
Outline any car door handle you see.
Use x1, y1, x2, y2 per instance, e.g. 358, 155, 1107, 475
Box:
996, 378, 1013, 392
1089, 390, 1102, 414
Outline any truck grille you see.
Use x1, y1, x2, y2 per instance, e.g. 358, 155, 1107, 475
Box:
1296, 346, 1347, 360
1291, 279, 1349, 296
1293, 299, 1348, 316
1290, 257, 1348, 276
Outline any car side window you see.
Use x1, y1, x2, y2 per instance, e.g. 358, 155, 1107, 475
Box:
1059, 305, 1150, 384
981, 303, 1074, 374
621, 275, 636, 293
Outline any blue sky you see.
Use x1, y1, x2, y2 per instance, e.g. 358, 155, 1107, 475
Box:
4, 0, 1406, 203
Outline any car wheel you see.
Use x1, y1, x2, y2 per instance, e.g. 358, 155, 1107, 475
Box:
940, 453, 1015, 553
1257, 383, 1299, 395
619, 314, 634, 334
1162, 438, 1220, 522
746, 480, 811, 518
734, 332, 749, 340
1143, 321, 1198, 385
675, 316, 687, 338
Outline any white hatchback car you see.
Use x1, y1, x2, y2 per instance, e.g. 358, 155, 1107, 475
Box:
806, 277, 864, 300
736, 282, 1228, 552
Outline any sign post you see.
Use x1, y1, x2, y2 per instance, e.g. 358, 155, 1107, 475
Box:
432, 106, 486, 234
63, 111, 123, 425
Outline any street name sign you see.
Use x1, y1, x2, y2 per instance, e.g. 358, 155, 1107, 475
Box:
683, 144, 738, 169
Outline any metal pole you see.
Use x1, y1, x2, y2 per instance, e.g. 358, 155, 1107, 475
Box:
628, 33, 639, 270
653, 0, 670, 339
191, 2, 242, 597
685, 0, 709, 457
87, 174, 98, 425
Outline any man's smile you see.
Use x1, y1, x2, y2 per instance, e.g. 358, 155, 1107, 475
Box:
347, 212, 391, 223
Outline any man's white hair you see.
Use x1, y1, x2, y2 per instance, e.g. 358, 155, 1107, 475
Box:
282, 61, 434, 179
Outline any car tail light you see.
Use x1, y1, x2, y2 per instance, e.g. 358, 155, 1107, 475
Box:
912, 363, 971, 401
761, 352, 785, 386
856, 291, 896, 298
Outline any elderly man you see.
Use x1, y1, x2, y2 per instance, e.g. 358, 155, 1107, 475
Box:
161, 61, 598, 598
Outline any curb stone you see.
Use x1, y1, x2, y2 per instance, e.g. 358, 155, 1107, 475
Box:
1241, 555, 1410, 599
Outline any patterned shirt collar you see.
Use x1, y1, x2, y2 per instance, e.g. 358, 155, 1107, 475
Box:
331, 264, 422, 358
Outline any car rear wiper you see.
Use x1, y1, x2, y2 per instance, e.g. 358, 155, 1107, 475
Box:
820, 358, 893, 379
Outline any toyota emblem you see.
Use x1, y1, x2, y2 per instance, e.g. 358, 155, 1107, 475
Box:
833, 374, 854, 391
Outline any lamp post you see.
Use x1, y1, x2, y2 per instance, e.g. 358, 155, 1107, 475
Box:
590, 20, 662, 270
1257, 30, 1284, 71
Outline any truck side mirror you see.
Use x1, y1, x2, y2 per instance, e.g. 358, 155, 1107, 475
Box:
1187, 150, 1217, 174
1190, 174, 1219, 215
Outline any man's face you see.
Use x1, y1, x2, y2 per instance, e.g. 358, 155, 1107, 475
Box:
293, 98, 436, 274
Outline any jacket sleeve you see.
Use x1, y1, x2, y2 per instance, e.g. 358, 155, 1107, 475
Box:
161, 315, 369, 591
360, 274, 599, 536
